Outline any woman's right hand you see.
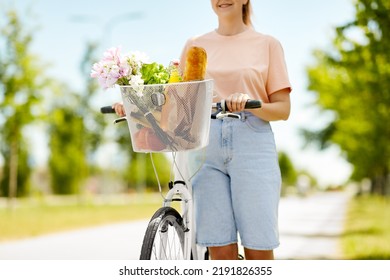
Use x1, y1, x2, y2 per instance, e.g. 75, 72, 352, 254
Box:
112, 102, 126, 117
226, 92, 250, 112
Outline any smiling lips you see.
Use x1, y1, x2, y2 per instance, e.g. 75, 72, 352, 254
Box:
218, 3, 233, 8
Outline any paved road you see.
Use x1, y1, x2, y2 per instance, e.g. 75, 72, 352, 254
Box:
276, 192, 349, 259
0, 191, 350, 260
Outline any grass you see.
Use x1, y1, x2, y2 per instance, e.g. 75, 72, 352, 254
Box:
341, 195, 390, 260
0, 193, 163, 242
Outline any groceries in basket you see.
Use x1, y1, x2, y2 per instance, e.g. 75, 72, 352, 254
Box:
91, 46, 212, 152
134, 127, 166, 151
182, 46, 207, 81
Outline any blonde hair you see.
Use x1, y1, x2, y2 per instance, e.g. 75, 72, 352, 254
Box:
242, 0, 253, 26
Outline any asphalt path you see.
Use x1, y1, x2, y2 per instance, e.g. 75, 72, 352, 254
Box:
0, 191, 350, 260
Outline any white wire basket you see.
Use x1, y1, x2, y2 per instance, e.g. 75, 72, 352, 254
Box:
120, 79, 214, 153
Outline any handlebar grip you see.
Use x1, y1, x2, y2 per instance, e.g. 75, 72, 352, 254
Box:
100, 106, 116, 114
245, 100, 262, 109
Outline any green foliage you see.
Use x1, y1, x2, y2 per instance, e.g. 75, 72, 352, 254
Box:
113, 125, 170, 191
48, 105, 88, 194
125, 153, 171, 192
0, 10, 48, 197
278, 151, 298, 187
78, 42, 105, 155
46, 42, 107, 195
305, 0, 390, 195
0, 139, 31, 197
75, 42, 106, 174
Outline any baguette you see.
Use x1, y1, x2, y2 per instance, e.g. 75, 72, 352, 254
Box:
182, 46, 207, 81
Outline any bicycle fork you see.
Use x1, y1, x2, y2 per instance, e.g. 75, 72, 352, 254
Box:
163, 180, 196, 260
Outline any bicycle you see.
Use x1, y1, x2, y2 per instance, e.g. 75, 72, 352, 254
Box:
101, 80, 261, 260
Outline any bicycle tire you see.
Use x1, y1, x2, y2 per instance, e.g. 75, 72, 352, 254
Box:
140, 206, 186, 260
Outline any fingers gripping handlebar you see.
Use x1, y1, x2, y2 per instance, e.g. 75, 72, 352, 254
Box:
211, 99, 262, 119
100, 106, 127, 123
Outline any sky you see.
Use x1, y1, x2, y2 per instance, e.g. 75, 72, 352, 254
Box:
2, 0, 357, 187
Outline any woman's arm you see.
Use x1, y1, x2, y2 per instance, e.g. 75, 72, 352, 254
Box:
226, 88, 291, 121
251, 88, 291, 121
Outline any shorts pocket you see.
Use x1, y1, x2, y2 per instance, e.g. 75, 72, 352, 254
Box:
244, 115, 272, 133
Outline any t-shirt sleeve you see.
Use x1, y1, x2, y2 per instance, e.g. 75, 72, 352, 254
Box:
266, 38, 292, 95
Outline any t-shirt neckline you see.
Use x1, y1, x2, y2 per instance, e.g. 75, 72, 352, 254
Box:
213, 28, 252, 38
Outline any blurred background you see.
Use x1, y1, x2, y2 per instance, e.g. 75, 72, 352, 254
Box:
0, 0, 389, 260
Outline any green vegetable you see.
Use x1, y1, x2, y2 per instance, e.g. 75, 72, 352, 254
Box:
141, 63, 170, 85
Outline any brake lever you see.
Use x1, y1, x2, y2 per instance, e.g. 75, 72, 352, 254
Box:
216, 112, 241, 119
113, 117, 127, 124
211, 100, 241, 119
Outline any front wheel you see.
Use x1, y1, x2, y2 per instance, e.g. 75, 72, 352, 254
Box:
140, 207, 186, 260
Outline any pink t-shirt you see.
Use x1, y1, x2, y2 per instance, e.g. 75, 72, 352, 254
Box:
180, 28, 292, 103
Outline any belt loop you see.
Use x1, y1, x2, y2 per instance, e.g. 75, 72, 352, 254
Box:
240, 112, 247, 121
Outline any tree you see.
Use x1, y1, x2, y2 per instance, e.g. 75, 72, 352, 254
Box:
279, 151, 298, 186
305, 0, 390, 195
79, 42, 106, 156
113, 122, 171, 192
0, 10, 48, 200
47, 42, 105, 195
47, 84, 88, 194
278, 151, 298, 195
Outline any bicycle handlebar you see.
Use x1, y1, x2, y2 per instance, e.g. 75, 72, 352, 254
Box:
101, 100, 262, 115
101, 99, 261, 122
212, 99, 262, 111
243, 99, 262, 109
100, 106, 116, 114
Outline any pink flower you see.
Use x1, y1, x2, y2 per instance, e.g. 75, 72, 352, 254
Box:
90, 46, 133, 89
91, 46, 159, 90
102, 46, 121, 64
91, 60, 120, 89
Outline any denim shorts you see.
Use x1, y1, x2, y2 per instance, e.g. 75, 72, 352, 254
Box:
188, 112, 281, 250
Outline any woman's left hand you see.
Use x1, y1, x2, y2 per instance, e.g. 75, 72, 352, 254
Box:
226, 93, 250, 112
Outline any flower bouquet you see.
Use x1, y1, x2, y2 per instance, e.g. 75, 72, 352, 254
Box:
90, 46, 172, 89
91, 46, 213, 153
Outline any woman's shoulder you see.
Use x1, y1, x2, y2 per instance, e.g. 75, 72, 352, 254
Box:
248, 29, 282, 45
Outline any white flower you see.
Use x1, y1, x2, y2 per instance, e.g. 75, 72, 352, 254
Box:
132, 51, 150, 64
129, 75, 145, 96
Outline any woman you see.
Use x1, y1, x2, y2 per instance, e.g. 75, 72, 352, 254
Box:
179, 0, 292, 260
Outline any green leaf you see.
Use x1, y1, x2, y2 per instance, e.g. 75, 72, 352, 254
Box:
140, 63, 169, 85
